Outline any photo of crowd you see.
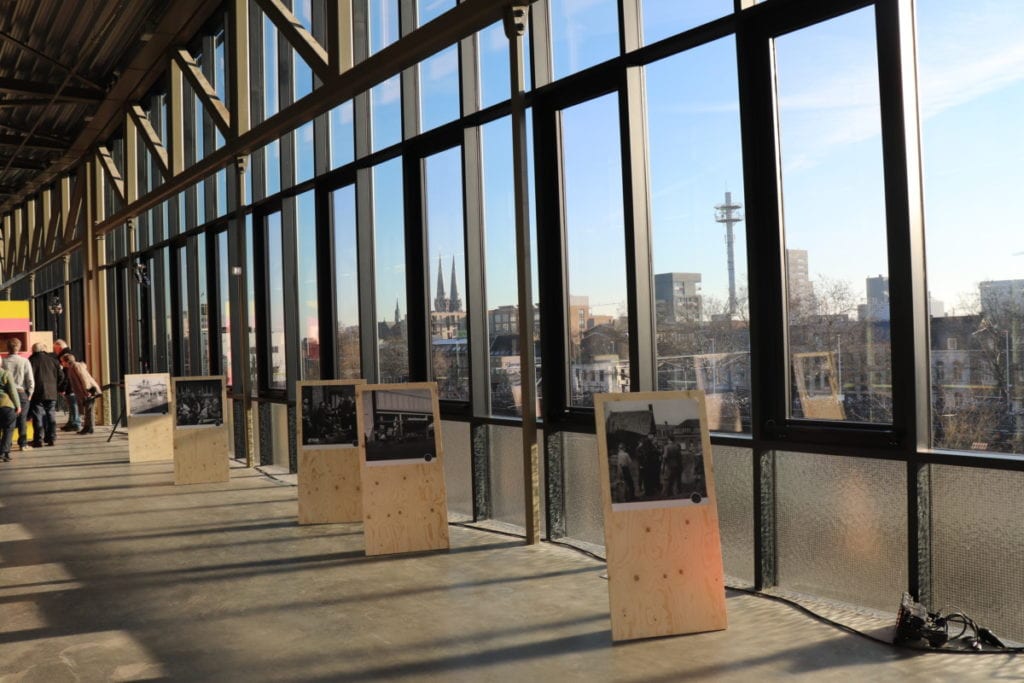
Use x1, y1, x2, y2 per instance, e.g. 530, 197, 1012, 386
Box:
602, 397, 708, 509
301, 384, 359, 447
174, 378, 223, 428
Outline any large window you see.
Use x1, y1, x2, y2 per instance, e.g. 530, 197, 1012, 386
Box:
332, 185, 361, 378
559, 94, 629, 407
217, 230, 232, 384
374, 160, 408, 383
296, 190, 320, 379
424, 147, 468, 400
918, 0, 1024, 454
774, 8, 892, 424
549, 0, 618, 80
176, 246, 191, 375
262, 210, 286, 389
647, 37, 749, 433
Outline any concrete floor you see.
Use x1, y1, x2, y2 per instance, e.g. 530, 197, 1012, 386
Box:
1, 427, 1022, 682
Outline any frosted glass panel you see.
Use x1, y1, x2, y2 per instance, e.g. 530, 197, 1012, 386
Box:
713, 445, 754, 586
442, 421, 472, 521
776, 451, 906, 611
932, 465, 1024, 642
488, 424, 545, 535
563, 431, 604, 547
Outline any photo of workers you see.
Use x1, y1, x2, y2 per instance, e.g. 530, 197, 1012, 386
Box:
600, 397, 708, 510
360, 386, 438, 465
174, 378, 224, 428
300, 383, 359, 448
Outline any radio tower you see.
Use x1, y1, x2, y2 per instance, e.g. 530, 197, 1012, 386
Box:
714, 191, 743, 318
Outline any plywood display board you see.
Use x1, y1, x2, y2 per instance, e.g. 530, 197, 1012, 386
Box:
356, 382, 449, 556
297, 379, 365, 524
125, 373, 173, 463
172, 376, 229, 485
595, 390, 727, 642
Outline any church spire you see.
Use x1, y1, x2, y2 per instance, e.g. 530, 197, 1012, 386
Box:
433, 253, 447, 312
449, 255, 461, 312
394, 298, 400, 325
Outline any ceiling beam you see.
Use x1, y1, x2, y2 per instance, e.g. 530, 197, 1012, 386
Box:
0, 123, 71, 147
0, 134, 66, 152
253, 0, 333, 84
0, 77, 105, 104
0, 157, 49, 171
0, 30, 106, 91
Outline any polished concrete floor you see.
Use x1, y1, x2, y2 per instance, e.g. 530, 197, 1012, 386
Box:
1, 427, 1022, 682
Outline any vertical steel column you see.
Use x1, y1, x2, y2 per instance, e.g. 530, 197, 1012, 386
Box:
62, 254, 71, 343
126, 218, 139, 374
505, 5, 540, 544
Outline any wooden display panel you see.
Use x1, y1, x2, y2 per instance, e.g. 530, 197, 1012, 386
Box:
125, 373, 173, 463
172, 376, 230, 485
595, 390, 727, 642
296, 379, 365, 524
356, 382, 449, 556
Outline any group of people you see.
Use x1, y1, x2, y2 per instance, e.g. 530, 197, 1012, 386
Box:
610, 431, 705, 503
0, 338, 101, 463
301, 392, 357, 445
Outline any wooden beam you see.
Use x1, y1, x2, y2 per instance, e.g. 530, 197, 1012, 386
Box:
96, 144, 127, 203
325, 0, 354, 74
0, 134, 67, 152
229, 0, 251, 138
172, 47, 233, 137
253, 0, 333, 84
63, 169, 86, 245
168, 58, 185, 176
127, 105, 170, 179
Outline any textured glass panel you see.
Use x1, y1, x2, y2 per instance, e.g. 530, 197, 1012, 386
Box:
563, 431, 604, 547
488, 424, 546, 535
932, 465, 1024, 642
776, 451, 906, 611
442, 420, 472, 521
713, 445, 754, 586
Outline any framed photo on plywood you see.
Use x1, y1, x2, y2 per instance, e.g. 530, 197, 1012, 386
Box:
125, 373, 170, 417
298, 380, 364, 449
598, 393, 709, 511
173, 377, 225, 428
357, 383, 439, 466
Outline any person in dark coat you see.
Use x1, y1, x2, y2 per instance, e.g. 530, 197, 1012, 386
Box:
28, 342, 63, 447
53, 339, 81, 431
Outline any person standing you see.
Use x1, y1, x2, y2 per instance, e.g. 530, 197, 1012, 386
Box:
28, 342, 62, 447
60, 353, 100, 435
52, 339, 81, 432
3, 338, 34, 451
0, 364, 20, 462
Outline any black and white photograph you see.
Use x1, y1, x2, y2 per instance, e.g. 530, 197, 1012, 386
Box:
125, 373, 170, 416
601, 397, 708, 510
301, 383, 359, 447
361, 386, 438, 465
174, 378, 224, 428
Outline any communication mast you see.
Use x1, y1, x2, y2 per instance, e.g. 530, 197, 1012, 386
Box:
714, 191, 743, 318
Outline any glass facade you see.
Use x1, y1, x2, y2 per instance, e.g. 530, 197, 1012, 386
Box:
10, 0, 1024, 642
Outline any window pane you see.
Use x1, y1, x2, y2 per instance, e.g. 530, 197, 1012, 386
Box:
774, 8, 892, 424
550, 0, 618, 81
196, 236, 210, 375
295, 122, 314, 184
293, 0, 314, 99
374, 160, 408, 383
332, 185, 361, 378
330, 101, 354, 169
418, 0, 454, 26
642, 1, 733, 46
178, 247, 191, 375
263, 15, 279, 118
561, 94, 628, 406
479, 22, 510, 110
918, 0, 1024, 454
370, 0, 399, 55
420, 46, 460, 132
265, 211, 286, 389
218, 231, 232, 385
297, 190, 320, 379
372, 77, 402, 152
425, 147, 468, 400
647, 37, 750, 433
